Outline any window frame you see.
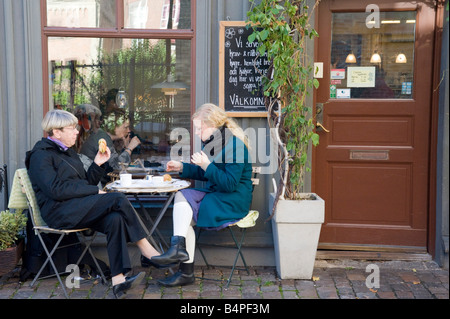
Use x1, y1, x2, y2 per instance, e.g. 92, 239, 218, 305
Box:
40, 0, 196, 116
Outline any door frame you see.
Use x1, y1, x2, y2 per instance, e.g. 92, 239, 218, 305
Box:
312, 0, 444, 257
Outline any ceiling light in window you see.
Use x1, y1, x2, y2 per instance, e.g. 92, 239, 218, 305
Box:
370, 52, 382, 63
395, 53, 407, 63
345, 53, 357, 63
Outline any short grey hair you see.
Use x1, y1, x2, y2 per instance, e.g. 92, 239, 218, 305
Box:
41, 109, 78, 136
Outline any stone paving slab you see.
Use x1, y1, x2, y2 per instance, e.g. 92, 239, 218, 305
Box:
0, 260, 448, 300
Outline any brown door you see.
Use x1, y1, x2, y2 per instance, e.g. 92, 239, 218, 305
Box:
313, 0, 436, 249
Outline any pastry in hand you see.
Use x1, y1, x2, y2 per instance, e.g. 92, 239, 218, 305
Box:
98, 138, 107, 154
163, 174, 172, 182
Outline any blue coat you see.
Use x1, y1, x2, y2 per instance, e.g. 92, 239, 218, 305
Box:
180, 136, 253, 228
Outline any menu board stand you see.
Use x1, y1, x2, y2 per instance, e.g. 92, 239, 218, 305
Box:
219, 21, 270, 117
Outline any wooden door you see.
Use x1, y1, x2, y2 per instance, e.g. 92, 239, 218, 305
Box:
313, 0, 436, 249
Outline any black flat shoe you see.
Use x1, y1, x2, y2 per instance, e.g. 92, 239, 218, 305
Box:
157, 263, 195, 287
158, 271, 195, 287
140, 255, 178, 269
112, 272, 145, 299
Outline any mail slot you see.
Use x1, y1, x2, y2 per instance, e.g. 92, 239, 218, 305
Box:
350, 150, 390, 161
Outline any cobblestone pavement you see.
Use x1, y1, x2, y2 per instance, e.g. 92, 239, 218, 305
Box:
0, 260, 448, 300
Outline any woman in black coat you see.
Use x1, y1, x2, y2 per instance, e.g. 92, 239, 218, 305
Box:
25, 109, 159, 298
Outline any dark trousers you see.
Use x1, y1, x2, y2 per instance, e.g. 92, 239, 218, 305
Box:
74, 192, 147, 276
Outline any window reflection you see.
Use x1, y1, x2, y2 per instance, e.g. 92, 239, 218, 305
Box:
331, 11, 416, 99
48, 37, 191, 164
46, 0, 192, 30
47, 0, 116, 28
124, 0, 191, 29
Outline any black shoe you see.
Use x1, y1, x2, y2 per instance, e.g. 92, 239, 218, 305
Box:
150, 236, 189, 268
112, 272, 145, 299
157, 263, 195, 287
140, 255, 178, 269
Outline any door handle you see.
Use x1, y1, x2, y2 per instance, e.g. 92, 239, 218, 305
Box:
316, 122, 330, 133
316, 103, 330, 133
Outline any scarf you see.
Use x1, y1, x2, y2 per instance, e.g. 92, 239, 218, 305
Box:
47, 136, 69, 151
201, 125, 230, 159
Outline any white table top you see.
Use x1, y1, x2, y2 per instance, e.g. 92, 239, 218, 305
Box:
105, 179, 190, 194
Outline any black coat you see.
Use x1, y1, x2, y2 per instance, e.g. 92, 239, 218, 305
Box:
25, 138, 105, 229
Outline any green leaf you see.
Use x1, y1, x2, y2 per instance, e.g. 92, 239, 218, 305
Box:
310, 29, 319, 38
258, 44, 267, 56
248, 32, 257, 43
313, 78, 320, 89
300, 152, 308, 165
311, 133, 320, 146
260, 29, 269, 41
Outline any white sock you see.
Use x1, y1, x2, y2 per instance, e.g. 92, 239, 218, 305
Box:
185, 223, 196, 263
173, 192, 193, 237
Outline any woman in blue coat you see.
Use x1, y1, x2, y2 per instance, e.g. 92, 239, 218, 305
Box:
148, 103, 253, 286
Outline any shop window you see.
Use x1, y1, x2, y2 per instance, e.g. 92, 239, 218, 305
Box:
48, 37, 191, 161
330, 11, 415, 99
43, 0, 193, 165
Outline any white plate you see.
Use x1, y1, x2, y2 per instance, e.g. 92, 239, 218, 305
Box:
110, 179, 177, 189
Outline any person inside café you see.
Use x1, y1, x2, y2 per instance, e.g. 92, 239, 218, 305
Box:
25, 109, 160, 298
80, 111, 141, 172
147, 103, 253, 287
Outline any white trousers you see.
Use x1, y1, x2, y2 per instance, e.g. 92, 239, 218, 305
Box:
173, 192, 196, 263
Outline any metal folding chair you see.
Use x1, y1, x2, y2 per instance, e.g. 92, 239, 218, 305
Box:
196, 167, 260, 288
10, 168, 107, 298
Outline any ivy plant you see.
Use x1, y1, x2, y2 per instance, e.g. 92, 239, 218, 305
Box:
247, 0, 320, 216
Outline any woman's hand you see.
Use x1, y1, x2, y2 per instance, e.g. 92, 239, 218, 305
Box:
166, 160, 182, 172
126, 136, 141, 150
98, 189, 106, 194
191, 151, 211, 171
94, 146, 111, 166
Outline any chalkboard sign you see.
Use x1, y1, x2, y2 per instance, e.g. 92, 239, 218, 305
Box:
219, 21, 270, 117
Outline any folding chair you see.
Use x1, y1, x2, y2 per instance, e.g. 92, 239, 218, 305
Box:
196, 166, 260, 288
9, 169, 107, 298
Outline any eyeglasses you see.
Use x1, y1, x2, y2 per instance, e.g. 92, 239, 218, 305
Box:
58, 125, 79, 132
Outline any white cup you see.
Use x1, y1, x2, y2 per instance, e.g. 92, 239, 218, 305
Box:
120, 173, 132, 187
152, 176, 164, 186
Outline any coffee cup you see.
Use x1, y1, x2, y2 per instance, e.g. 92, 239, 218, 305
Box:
152, 176, 164, 186
120, 173, 132, 187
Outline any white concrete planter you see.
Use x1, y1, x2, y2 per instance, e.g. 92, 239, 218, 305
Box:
270, 193, 325, 279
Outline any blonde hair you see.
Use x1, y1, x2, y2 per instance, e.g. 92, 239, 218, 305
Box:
193, 103, 249, 148
42, 109, 78, 136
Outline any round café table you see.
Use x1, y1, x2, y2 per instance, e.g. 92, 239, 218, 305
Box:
105, 178, 191, 252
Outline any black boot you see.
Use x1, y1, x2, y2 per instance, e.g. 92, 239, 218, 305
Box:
158, 262, 195, 287
150, 236, 189, 268
141, 255, 171, 269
